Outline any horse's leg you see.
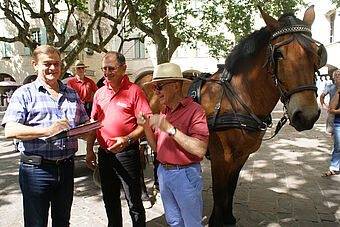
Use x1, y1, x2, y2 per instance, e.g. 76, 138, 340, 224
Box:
208, 132, 250, 227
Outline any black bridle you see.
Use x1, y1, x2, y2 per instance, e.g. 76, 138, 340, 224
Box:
264, 25, 326, 111
189, 24, 327, 140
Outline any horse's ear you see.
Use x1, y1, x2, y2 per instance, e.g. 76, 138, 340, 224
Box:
303, 5, 315, 27
257, 5, 281, 32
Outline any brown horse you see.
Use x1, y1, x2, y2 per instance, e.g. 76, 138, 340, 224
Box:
136, 6, 325, 226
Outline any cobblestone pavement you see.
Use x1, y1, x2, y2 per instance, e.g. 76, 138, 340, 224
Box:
1, 103, 340, 227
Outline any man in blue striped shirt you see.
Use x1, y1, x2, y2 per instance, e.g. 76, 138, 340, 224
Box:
2, 45, 89, 227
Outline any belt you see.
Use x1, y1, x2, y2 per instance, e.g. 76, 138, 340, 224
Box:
42, 157, 73, 165
161, 163, 192, 169
21, 152, 73, 166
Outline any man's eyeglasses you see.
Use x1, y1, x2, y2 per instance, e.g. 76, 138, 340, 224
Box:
101, 65, 122, 72
152, 81, 177, 91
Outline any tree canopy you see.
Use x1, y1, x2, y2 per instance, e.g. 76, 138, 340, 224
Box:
126, 0, 307, 64
0, 0, 311, 72
332, 0, 340, 8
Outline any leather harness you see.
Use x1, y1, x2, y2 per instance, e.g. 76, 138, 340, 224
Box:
187, 24, 326, 141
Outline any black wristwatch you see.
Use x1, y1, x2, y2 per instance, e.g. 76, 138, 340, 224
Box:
126, 135, 133, 145
168, 127, 177, 137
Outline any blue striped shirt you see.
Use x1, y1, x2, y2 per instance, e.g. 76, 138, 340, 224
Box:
1, 78, 89, 160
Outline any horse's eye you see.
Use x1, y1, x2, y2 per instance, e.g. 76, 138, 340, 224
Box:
274, 50, 284, 60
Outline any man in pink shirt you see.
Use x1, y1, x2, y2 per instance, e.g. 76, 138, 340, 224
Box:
86, 52, 152, 227
138, 63, 209, 227
67, 60, 98, 116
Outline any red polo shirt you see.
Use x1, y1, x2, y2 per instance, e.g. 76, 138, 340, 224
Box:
155, 97, 209, 165
67, 77, 98, 102
91, 76, 152, 149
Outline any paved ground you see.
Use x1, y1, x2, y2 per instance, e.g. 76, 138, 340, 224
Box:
1, 103, 340, 227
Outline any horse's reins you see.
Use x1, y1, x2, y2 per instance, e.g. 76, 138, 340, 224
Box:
194, 24, 325, 141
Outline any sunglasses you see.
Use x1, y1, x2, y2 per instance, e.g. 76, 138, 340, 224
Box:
152, 81, 177, 91
101, 65, 122, 72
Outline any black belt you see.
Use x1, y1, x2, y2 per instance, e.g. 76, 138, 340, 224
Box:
21, 152, 73, 166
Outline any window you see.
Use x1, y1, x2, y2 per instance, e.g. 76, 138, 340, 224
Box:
330, 12, 335, 43
31, 30, 41, 44
1, 42, 13, 58
24, 27, 46, 55
111, 38, 117, 51
85, 30, 94, 55
134, 40, 145, 58
0, 31, 13, 58
59, 24, 70, 51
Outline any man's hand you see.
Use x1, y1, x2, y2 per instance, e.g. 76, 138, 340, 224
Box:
48, 119, 71, 136
149, 114, 172, 133
107, 136, 129, 153
137, 112, 150, 127
86, 149, 97, 170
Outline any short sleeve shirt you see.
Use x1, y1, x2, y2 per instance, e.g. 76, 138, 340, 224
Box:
322, 83, 338, 106
1, 79, 89, 159
67, 76, 98, 102
155, 97, 209, 165
91, 76, 152, 150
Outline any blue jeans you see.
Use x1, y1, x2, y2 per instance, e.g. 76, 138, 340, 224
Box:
98, 145, 145, 227
158, 163, 203, 227
19, 160, 74, 227
330, 123, 340, 171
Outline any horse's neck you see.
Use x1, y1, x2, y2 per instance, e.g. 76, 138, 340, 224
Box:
228, 69, 281, 118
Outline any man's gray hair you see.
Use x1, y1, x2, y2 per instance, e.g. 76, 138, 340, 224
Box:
332, 69, 340, 78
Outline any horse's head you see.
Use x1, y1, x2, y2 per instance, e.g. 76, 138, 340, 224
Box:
260, 5, 324, 131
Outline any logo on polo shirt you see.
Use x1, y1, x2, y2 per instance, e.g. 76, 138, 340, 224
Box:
117, 101, 127, 108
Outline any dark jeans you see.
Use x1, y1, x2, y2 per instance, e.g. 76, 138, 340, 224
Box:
19, 160, 74, 227
98, 144, 146, 227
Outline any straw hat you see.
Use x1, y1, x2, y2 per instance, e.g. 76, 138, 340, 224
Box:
73, 60, 89, 68
150, 63, 191, 83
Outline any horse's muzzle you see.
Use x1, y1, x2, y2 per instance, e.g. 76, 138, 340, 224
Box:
288, 106, 320, 131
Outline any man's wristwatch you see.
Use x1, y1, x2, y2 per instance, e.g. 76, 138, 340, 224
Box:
126, 135, 133, 145
168, 127, 177, 137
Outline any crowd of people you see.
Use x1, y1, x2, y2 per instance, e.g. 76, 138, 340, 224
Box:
1, 45, 209, 227
2, 43, 339, 227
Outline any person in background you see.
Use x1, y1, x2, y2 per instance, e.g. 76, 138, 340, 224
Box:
86, 51, 152, 227
1, 45, 89, 226
67, 60, 98, 116
137, 63, 209, 227
320, 70, 340, 141
323, 69, 340, 176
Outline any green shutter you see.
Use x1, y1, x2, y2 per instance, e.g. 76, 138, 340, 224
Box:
40, 27, 47, 45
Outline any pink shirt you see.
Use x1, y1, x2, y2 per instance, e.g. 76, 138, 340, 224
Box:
91, 76, 152, 149
67, 77, 98, 102
155, 97, 209, 165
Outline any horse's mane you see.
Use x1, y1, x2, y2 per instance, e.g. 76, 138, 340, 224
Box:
223, 12, 314, 75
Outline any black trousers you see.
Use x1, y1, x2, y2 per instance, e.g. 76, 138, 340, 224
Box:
98, 144, 146, 227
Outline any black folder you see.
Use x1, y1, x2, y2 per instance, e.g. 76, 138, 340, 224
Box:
45, 121, 102, 142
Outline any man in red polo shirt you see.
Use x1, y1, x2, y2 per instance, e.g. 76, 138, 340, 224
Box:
137, 63, 209, 227
67, 60, 98, 116
86, 52, 152, 227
